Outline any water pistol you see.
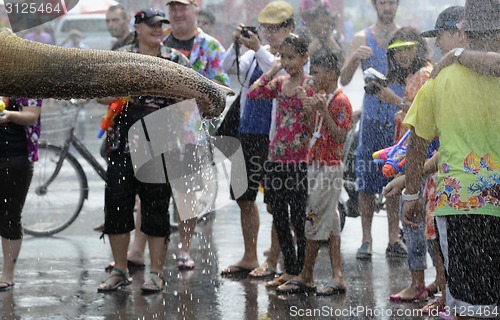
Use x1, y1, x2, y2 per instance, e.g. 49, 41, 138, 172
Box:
97, 97, 129, 138
372, 130, 410, 178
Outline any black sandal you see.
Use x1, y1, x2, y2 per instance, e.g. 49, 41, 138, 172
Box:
141, 271, 165, 294
97, 268, 131, 292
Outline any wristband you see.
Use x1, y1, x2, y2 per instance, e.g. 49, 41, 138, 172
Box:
454, 48, 465, 64
399, 99, 406, 110
401, 188, 420, 201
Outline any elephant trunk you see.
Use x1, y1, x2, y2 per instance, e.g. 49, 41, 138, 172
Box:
0, 30, 232, 117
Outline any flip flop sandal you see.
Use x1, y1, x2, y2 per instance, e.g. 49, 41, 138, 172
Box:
141, 271, 166, 294
0, 282, 14, 291
97, 268, 132, 293
275, 280, 316, 295
421, 297, 445, 314
220, 265, 252, 277
265, 276, 288, 288
389, 284, 433, 301
248, 266, 276, 279
316, 283, 347, 296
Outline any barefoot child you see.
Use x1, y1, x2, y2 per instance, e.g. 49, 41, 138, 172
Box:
275, 48, 352, 295
247, 34, 313, 287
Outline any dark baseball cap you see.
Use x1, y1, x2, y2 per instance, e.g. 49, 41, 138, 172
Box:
134, 9, 169, 25
421, 6, 464, 38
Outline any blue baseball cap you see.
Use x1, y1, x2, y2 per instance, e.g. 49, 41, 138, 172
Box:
421, 6, 464, 38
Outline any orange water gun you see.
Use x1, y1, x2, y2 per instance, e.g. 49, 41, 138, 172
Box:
373, 130, 409, 178
97, 97, 129, 138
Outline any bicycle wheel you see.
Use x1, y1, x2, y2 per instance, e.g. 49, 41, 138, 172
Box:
23, 144, 88, 236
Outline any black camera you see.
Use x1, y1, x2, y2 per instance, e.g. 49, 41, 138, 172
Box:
363, 67, 388, 95
241, 26, 258, 38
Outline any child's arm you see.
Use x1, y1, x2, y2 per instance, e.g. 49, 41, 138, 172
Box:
0, 99, 41, 126
247, 58, 282, 100
300, 90, 317, 133
382, 152, 439, 197
319, 96, 351, 144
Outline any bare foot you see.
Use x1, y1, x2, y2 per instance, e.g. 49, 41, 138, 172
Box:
222, 258, 258, 274
97, 269, 131, 292
316, 277, 347, 295
0, 276, 14, 291
276, 275, 314, 292
426, 280, 439, 295
389, 284, 431, 301
249, 263, 276, 278
177, 251, 196, 270
265, 273, 294, 287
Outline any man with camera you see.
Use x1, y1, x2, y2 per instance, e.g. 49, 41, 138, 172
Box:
220, 1, 306, 277
340, 0, 406, 259
163, 0, 230, 270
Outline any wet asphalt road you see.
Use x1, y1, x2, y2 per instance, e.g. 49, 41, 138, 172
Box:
0, 71, 442, 319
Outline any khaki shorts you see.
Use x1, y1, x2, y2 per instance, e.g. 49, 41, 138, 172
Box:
305, 164, 343, 240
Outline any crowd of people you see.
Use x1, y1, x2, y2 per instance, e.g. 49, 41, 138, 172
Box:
1, 0, 500, 319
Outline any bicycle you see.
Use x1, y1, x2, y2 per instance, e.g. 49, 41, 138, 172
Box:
22, 100, 218, 237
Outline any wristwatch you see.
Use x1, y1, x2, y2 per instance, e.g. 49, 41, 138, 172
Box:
454, 48, 465, 63
401, 188, 420, 201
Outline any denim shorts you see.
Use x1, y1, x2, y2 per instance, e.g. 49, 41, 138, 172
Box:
354, 118, 395, 194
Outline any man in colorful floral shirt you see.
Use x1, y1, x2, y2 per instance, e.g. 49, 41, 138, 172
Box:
163, 0, 229, 270
402, 0, 500, 317
163, 0, 229, 86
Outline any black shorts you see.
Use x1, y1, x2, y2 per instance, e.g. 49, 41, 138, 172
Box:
0, 156, 33, 240
437, 215, 500, 316
104, 152, 171, 238
230, 133, 269, 201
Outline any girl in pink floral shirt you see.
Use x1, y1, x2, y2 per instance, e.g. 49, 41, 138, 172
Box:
248, 35, 314, 285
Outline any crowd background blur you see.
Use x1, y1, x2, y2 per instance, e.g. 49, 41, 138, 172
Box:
112, 0, 464, 54
1, 0, 464, 59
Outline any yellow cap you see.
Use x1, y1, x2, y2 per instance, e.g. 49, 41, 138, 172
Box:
387, 40, 419, 50
258, 1, 294, 25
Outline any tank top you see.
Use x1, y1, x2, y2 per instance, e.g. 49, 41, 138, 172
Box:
361, 27, 404, 124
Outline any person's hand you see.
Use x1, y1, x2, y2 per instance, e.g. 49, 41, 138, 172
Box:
402, 199, 423, 229
382, 175, 406, 197
0, 109, 10, 124
430, 49, 455, 79
239, 31, 260, 52
234, 24, 260, 52
303, 103, 314, 116
311, 93, 327, 113
232, 24, 243, 44
267, 57, 282, 76
353, 45, 373, 62
374, 83, 400, 105
295, 87, 308, 101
